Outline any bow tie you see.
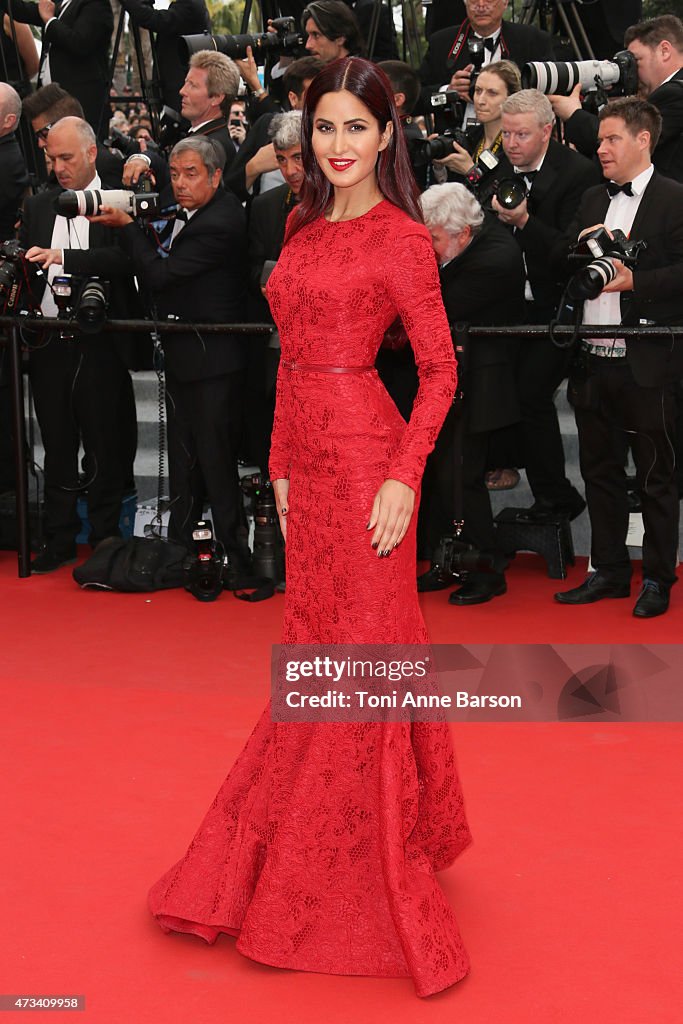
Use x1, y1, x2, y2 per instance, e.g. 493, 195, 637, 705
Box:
606, 181, 634, 197
475, 34, 499, 54
175, 208, 189, 222
518, 170, 537, 183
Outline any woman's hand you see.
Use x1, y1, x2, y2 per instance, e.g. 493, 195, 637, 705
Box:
272, 477, 290, 542
367, 479, 415, 557
433, 140, 475, 176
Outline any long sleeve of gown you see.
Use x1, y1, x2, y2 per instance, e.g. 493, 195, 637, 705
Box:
268, 361, 292, 481
384, 227, 458, 491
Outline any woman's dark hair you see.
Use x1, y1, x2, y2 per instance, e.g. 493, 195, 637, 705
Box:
287, 57, 423, 240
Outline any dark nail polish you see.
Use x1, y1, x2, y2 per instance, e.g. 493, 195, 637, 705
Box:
366, 522, 372, 530
372, 542, 378, 549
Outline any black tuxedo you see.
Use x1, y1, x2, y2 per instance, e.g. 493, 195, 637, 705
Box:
563, 68, 683, 183
490, 139, 600, 508
421, 216, 526, 568
0, 131, 28, 239
2, 0, 113, 133
121, 0, 210, 111
418, 18, 555, 109
224, 112, 276, 204
563, 170, 683, 587
120, 190, 251, 568
18, 186, 140, 554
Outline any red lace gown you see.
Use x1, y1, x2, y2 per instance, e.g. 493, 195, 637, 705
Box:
148, 200, 472, 998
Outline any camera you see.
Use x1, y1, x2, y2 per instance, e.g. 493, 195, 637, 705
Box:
51, 274, 110, 334
466, 36, 486, 100
0, 240, 28, 308
105, 126, 160, 159
567, 227, 647, 301
429, 89, 465, 134
432, 534, 494, 581
240, 474, 284, 585
183, 518, 226, 602
409, 127, 468, 168
522, 50, 638, 97
494, 176, 528, 210
179, 17, 305, 66
53, 183, 161, 220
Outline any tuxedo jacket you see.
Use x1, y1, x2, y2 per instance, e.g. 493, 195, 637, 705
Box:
121, 189, 248, 382
224, 113, 275, 204
121, 0, 210, 111
247, 183, 294, 324
18, 186, 144, 367
487, 138, 601, 316
5, 0, 112, 125
564, 171, 683, 387
418, 18, 555, 106
563, 69, 683, 183
439, 216, 526, 433
0, 131, 29, 239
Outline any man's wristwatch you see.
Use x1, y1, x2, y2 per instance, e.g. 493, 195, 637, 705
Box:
251, 87, 267, 99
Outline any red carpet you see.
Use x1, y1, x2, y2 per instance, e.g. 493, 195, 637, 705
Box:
2, 549, 682, 1023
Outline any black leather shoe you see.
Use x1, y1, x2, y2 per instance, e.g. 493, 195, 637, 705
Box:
517, 493, 586, 522
31, 546, 77, 574
449, 574, 507, 605
633, 579, 670, 618
554, 573, 630, 604
417, 566, 452, 592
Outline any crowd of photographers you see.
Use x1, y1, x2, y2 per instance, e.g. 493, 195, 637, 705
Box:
1, 1, 683, 617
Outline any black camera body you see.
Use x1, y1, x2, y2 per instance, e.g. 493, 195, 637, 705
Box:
0, 240, 28, 308
429, 89, 466, 134
51, 274, 110, 334
432, 534, 495, 581
410, 126, 468, 168
183, 518, 226, 601
180, 18, 305, 66
567, 227, 647, 302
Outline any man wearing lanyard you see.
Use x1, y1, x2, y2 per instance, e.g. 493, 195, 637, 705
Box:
555, 97, 683, 618
0, 0, 113, 134
417, 0, 555, 118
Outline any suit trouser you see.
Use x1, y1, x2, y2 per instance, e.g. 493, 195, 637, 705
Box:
421, 405, 507, 572
29, 338, 132, 551
572, 356, 679, 588
165, 369, 251, 572
516, 303, 576, 504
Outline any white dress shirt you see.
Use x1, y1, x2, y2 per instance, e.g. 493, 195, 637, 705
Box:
583, 164, 654, 355
41, 173, 100, 317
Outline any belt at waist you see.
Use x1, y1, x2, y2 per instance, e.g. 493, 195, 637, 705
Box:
282, 361, 375, 374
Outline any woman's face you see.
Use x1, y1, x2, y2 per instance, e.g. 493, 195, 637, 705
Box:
473, 71, 509, 126
311, 89, 392, 194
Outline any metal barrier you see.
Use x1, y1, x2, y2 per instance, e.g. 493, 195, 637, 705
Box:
1, 316, 682, 579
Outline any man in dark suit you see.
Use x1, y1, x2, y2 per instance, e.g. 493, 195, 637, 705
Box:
418, 184, 526, 603
20, 117, 140, 572
554, 97, 683, 618
486, 88, 599, 521
0, 83, 28, 238
99, 135, 252, 575
552, 15, 683, 183
120, 0, 211, 113
1, 0, 113, 134
418, 0, 555, 114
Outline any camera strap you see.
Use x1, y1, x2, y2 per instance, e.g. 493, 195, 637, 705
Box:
447, 21, 470, 65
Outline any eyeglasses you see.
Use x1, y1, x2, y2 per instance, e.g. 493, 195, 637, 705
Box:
34, 122, 55, 142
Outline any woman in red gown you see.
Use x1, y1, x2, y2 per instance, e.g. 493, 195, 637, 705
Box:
148, 57, 472, 998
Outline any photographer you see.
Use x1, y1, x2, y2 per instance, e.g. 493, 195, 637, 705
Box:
417, 0, 554, 120
554, 97, 683, 619
551, 15, 683, 182
418, 183, 526, 605
119, 0, 211, 113
0, 83, 28, 239
19, 117, 141, 573
488, 89, 599, 522
0, 0, 113, 134
96, 135, 253, 578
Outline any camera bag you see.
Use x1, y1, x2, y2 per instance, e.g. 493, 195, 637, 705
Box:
72, 536, 187, 591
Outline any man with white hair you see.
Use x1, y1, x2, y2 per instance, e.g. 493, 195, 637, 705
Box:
418, 182, 526, 604
0, 82, 28, 239
19, 117, 140, 572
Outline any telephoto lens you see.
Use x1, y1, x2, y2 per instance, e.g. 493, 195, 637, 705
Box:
568, 257, 618, 301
